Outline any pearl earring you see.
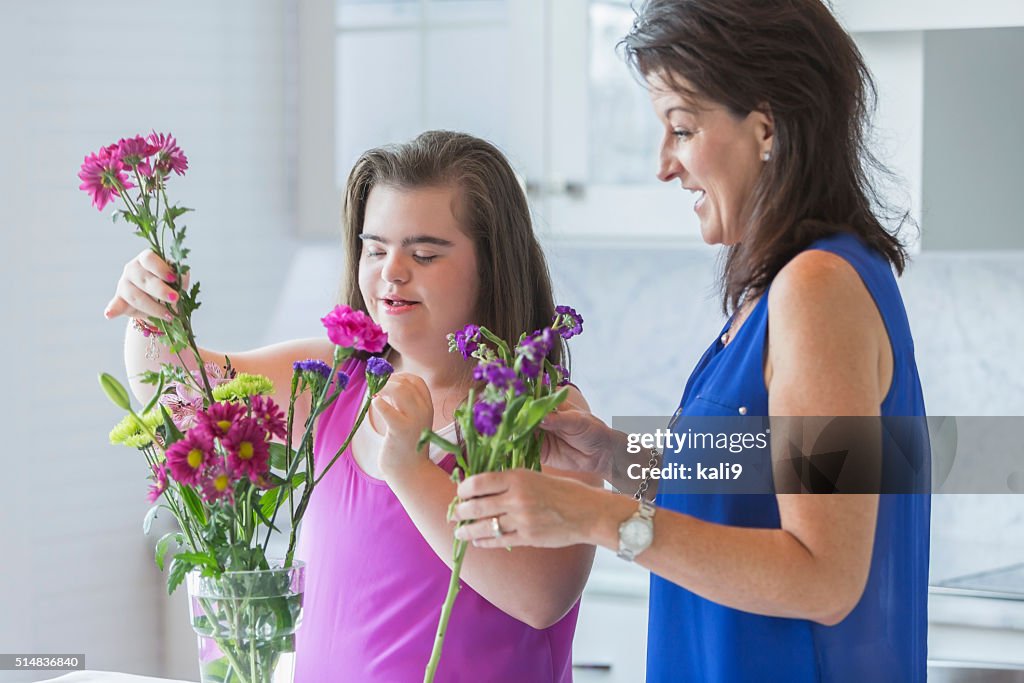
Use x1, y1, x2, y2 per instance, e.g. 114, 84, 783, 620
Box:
762, 150, 771, 162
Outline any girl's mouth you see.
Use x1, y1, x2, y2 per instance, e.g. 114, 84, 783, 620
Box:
382, 298, 419, 314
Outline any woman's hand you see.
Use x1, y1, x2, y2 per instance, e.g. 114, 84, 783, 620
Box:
451, 469, 606, 549
538, 406, 617, 477
371, 372, 434, 478
103, 248, 187, 320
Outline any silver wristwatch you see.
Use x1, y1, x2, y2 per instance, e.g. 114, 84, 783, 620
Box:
617, 500, 656, 562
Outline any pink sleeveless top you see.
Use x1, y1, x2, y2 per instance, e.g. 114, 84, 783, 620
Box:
294, 361, 579, 682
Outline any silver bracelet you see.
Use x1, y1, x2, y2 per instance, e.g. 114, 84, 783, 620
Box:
633, 448, 661, 502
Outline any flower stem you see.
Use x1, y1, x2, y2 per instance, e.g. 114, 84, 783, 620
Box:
424, 536, 468, 683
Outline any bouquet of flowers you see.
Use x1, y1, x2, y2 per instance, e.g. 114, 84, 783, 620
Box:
83, 132, 392, 683
418, 306, 584, 682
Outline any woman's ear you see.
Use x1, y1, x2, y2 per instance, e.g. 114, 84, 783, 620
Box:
753, 103, 775, 160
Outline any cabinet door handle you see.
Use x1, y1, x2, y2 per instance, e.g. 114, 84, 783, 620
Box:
573, 662, 613, 671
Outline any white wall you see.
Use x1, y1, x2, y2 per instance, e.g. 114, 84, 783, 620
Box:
1, 2, 293, 680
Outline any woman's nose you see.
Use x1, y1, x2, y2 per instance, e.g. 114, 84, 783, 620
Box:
657, 142, 683, 183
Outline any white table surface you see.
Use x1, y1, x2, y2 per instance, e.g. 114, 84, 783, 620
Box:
36, 672, 190, 683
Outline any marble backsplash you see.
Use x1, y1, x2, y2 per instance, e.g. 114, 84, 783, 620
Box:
267, 242, 1024, 583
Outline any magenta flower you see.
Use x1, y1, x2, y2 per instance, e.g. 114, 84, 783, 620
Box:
197, 461, 234, 504
321, 305, 388, 353
147, 131, 189, 176
196, 401, 246, 439
147, 463, 169, 503
251, 395, 287, 440
165, 430, 215, 486
117, 135, 158, 177
222, 418, 271, 483
78, 145, 135, 211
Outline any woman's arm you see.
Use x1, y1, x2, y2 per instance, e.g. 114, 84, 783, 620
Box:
375, 376, 601, 630
455, 250, 886, 626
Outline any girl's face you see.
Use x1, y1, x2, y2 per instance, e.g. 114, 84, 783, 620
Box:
358, 183, 480, 361
647, 72, 773, 246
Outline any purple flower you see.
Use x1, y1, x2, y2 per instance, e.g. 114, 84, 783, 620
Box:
336, 371, 350, 391
553, 364, 571, 387
367, 357, 393, 376
473, 361, 517, 390
553, 305, 584, 339
452, 324, 481, 359
293, 359, 331, 379
473, 400, 505, 436
515, 328, 555, 379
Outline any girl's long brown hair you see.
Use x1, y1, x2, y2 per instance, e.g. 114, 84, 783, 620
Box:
340, 130, 565, 366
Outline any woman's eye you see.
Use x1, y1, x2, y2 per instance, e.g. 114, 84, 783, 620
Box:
413, 254, 438, 264
364, 250, 385, 258
672, 129, 693, 141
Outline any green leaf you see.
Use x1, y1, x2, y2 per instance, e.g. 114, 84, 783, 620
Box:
258, 471, 306, 520
155, 531, 183, 571
269, 442, 297, 471
417, 429, 460, 455
142, 371, 167, 415
167, 557, 192, 595
159, 405, 184, 445
99, 373, 132, 411
478, 326, 512, 360
143, 504, 160, 535
175, 550, 219, 570
179, 484, 207, 526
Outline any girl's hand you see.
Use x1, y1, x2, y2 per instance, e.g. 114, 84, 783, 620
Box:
371, 372, 434, 477
103, 248, 188, 321
451, 469, 602, 549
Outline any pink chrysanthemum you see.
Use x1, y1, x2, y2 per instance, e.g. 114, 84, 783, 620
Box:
198, 461, 234, 504
117, 135, 158, 177
147, 463, 169, 503
78, 144, 135, 211
196, 401, 246, 439
222, 418, 271, 483
321, 305, 388, 353
251, 395, 287, 440
147, 131, 189, 176
165, 430, 215, 486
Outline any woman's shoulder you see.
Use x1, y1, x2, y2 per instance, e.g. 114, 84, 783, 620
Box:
769, 247, 867, 315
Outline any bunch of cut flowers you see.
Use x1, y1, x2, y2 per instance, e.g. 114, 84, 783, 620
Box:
418, 306, 584, 682
84, 132, 392, 683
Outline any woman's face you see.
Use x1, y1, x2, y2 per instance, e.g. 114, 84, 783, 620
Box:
647, 72, 773, 245
358, 183, 479, 359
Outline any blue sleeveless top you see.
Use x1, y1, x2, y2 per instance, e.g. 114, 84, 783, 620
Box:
646, 233, 930, 682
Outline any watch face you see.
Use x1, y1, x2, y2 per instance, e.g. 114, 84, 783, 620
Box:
622, 518, 653, 548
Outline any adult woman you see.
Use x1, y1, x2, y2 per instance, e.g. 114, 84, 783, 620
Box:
452, 1, 929, 681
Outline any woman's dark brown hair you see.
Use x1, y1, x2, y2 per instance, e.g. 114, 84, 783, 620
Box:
622, 0, 911, 313
340, 130, 565, 366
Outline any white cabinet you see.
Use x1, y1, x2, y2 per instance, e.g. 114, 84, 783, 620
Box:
831, 0, 1024, 32
572, 548, 651, 682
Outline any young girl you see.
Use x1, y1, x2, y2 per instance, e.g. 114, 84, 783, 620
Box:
104, 130, 599, 682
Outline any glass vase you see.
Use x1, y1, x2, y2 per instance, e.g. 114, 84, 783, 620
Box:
186, 561, 306, 683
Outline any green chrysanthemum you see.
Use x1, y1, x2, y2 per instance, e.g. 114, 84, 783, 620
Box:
212, 373, 275, 402
109, 409, 163, 448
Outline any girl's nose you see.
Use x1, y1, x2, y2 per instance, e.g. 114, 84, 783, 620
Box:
381, 253, 410, 284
